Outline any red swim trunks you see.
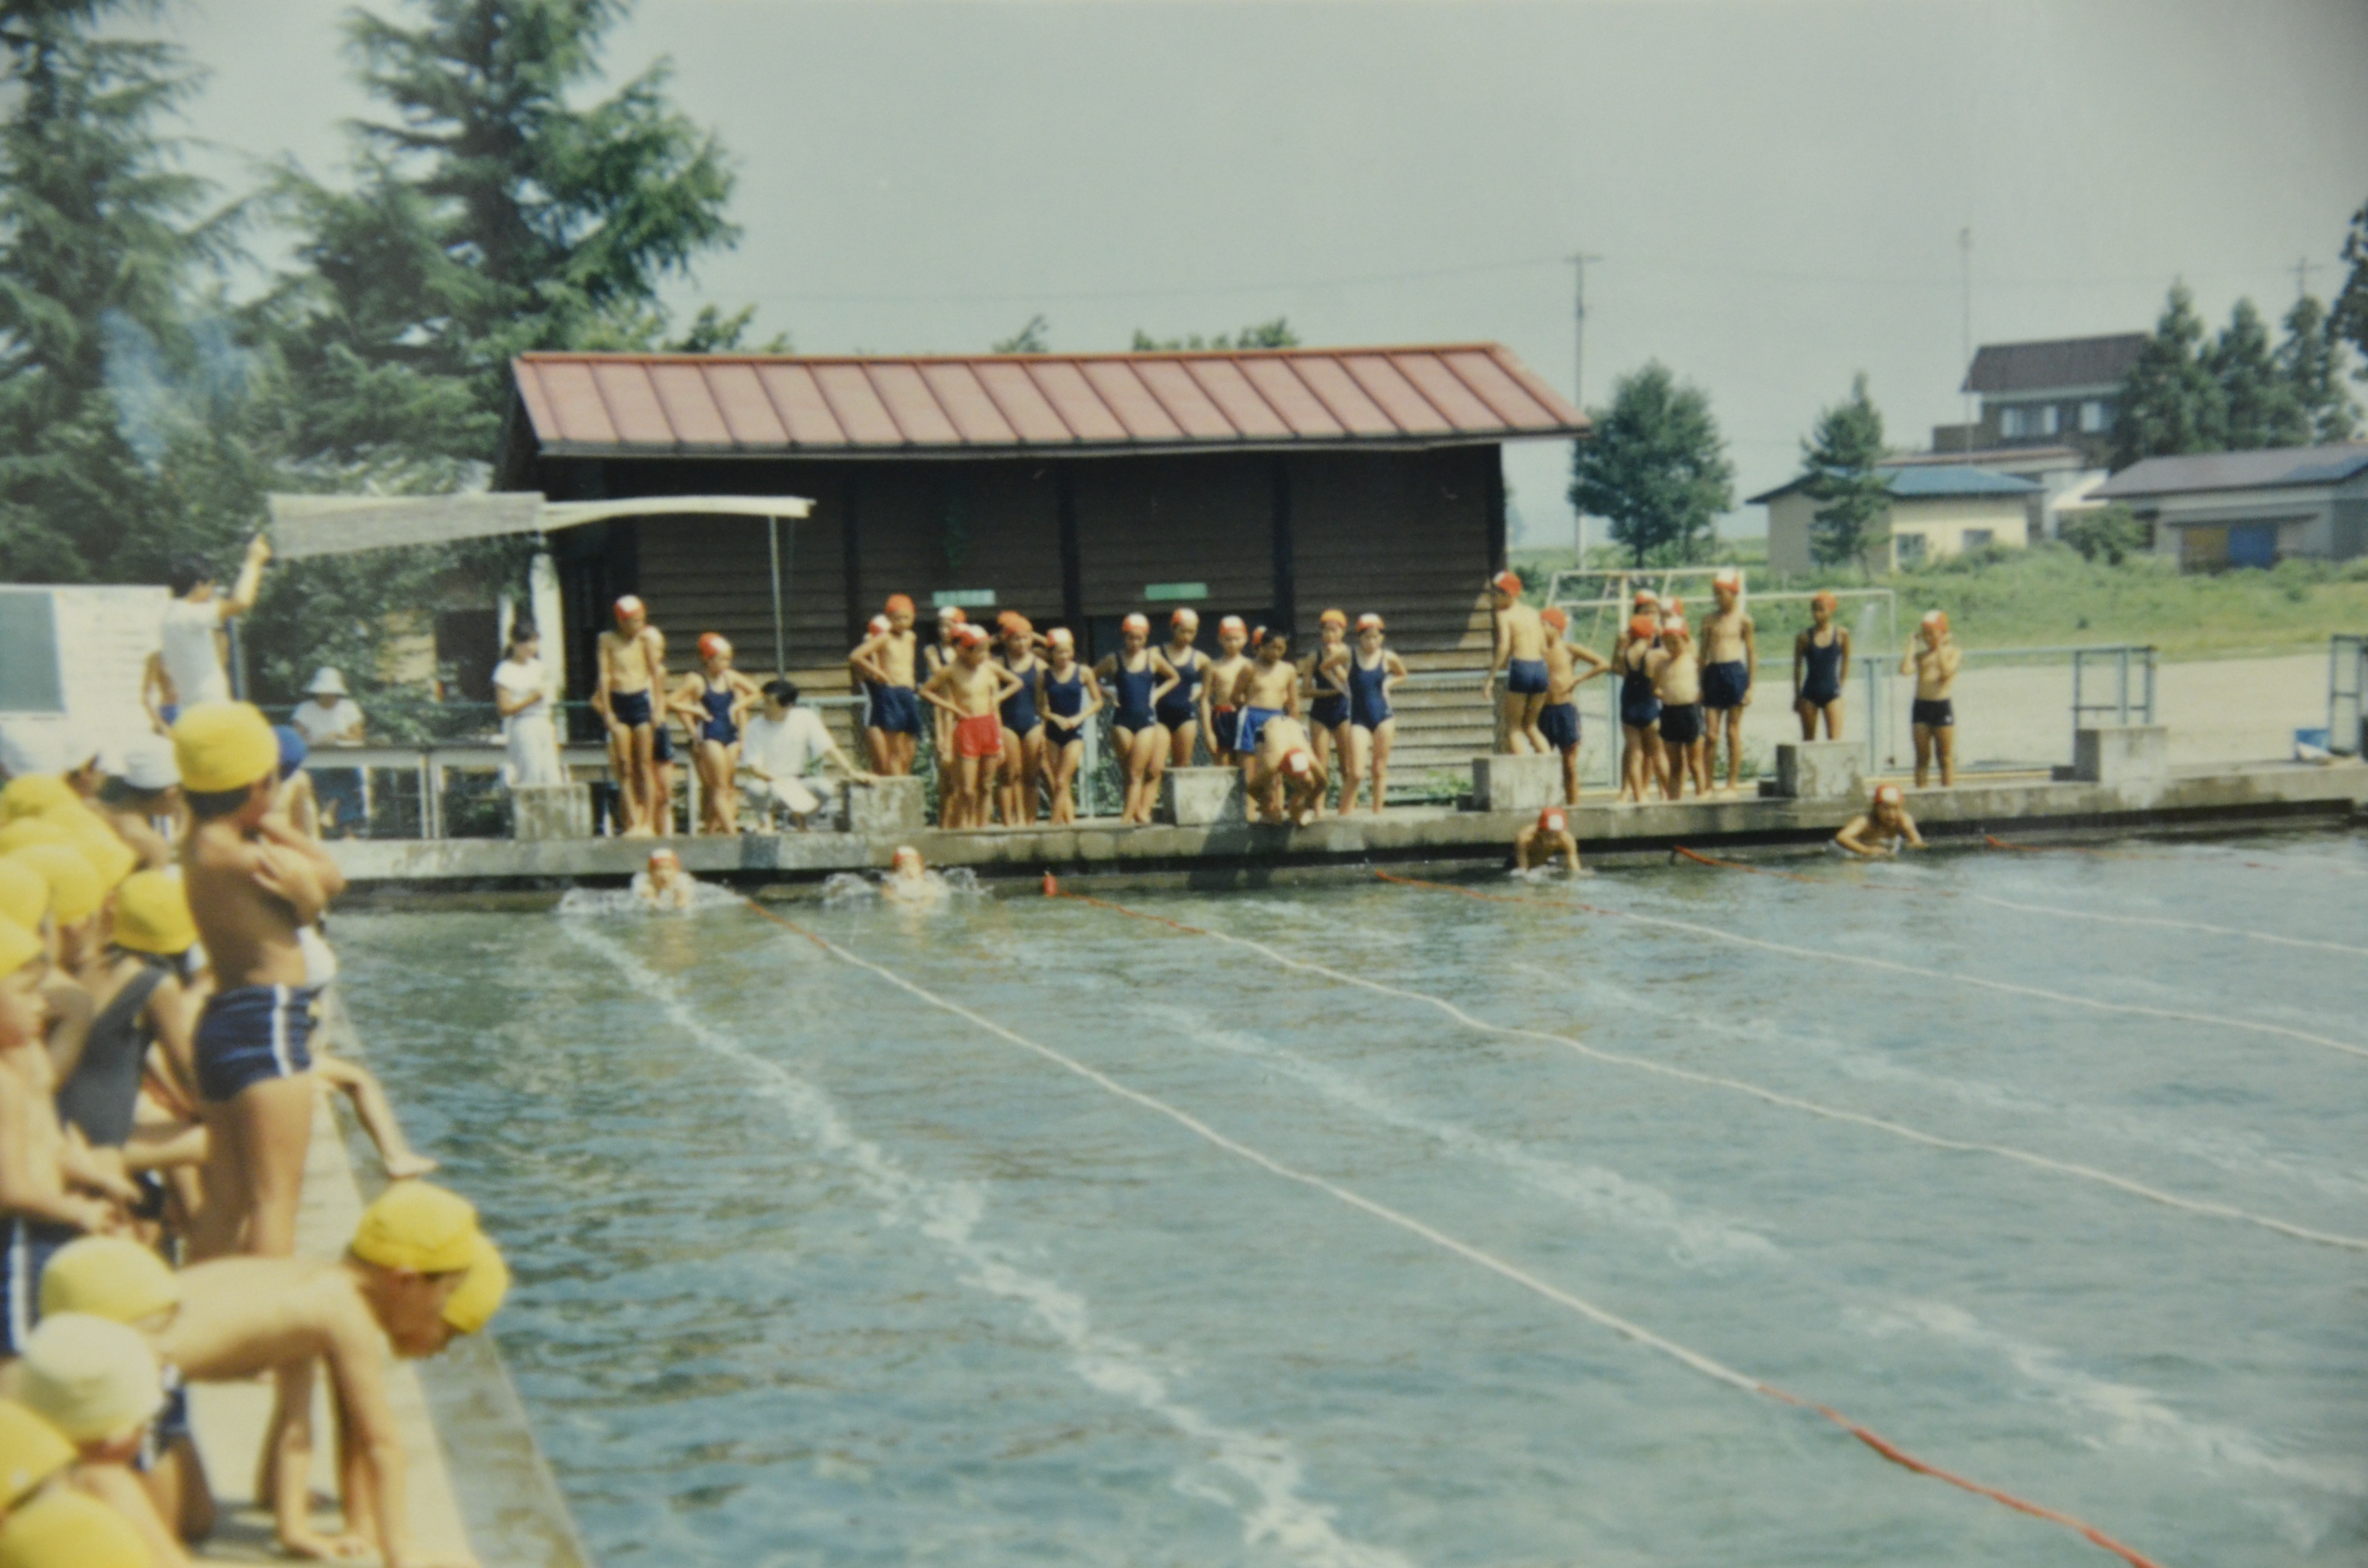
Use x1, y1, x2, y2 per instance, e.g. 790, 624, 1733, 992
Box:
954, 712, 1003, 759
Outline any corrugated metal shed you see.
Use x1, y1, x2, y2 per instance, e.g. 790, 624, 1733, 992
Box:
1961, 334, 2146, 395
511, 344, 1585, 459
2093, 442, 2368, 499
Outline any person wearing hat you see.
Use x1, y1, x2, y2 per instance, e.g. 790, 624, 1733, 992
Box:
158, 537, 271, 718
1244, 711, 1327, 827
1699, 568, 1758, 796
1836, 782, 1926, 858
1792, 590, 1851, 740
1482, 571, 1552, 755
3, 842, 102, 1092
0, 1487, 153, 1568
673, 634, 761, 835
593, 596, 673, 835
1514, 804, 1581, 874
1535, 607, 1606, 809
850, 595, 925, 780
12, 1313, 187, 1565
633, 846, 694, 912
152, 1182, 491, 1568
36, 1236, 198, 1543
172, 703, 345, 1263
0, 1400, 75, 1526
920, 624, 1022, 830
1900, 608, 1961, 787
54, 875, 198, 1188
290, 669, 365, 835
93, 745, 180, 872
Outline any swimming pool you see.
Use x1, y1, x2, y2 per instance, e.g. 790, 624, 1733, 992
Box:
333, 834, 2368, 1568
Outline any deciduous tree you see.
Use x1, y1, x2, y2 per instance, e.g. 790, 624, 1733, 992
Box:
1566, 362, 1733, 568
1130, 318, 1299, 351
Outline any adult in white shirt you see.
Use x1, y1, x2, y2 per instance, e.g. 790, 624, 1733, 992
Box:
493, 624, 565, 787
740, 679, 873, 828
291, 668, 366, 747
158, 535, 271, 713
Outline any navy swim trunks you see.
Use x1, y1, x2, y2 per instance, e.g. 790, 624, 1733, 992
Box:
869, 685, 924, 737
1701, 660, 1751, 710
610, 689, 655, 728
1659, 702, 1704, 746
1210, 708, 1240, 754
194, 983, 320, 1102
1539, 701, 1580, 753
1505, 658, 1550, 696
3, 1217, 79, 1357
1911, 698, 1955, 728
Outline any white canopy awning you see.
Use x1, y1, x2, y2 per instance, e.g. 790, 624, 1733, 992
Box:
266, 491, 815, 560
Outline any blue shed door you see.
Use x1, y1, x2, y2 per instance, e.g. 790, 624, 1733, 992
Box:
2227, 524, 2278, 568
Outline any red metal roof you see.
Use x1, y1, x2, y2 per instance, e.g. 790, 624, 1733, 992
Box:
511, 344, 1585, 459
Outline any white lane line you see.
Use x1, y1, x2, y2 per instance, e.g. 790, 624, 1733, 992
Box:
1962, 892, 2368, 958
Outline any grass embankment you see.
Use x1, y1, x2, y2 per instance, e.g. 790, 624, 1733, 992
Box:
1517, 543, 2368, 660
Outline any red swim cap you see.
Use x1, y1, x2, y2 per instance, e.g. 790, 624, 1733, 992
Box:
697, 632, 730, 661
1284, 748, 1312, 776
1122, 612, 1149, 634
1540, 607, 1568, 631
613, 595, 644, 623
1320, 608, 1347, 627
1628, 615, 1657, 641
1538, 806, 1566, 834
1356, 612, 1384, 632
1491, 571, 1523, 596
885, 594, 915, 616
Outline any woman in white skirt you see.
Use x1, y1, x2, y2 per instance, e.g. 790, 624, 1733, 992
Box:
494, 623, 565, 787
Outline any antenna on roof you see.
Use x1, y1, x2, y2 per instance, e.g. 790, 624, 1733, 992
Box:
1959, 228, 1974, 454
1570, 250, 1603, 564
2293, 255, 2322, 303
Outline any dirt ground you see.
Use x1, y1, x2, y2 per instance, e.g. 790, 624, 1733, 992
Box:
1564, 651, 2346, 784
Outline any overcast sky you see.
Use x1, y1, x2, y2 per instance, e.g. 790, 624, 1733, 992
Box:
166, 0, 2368, 541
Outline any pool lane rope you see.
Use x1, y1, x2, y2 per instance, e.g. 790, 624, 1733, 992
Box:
1385, 870, 2368, 1066
1985, 833, 2368, 877
743, 895, 2171, 1568
1674, 845, 2368, 958
1037, 887, 2364, 1252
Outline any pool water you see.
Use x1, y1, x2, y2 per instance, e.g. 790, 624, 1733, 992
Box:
333, 835, 2368, 1568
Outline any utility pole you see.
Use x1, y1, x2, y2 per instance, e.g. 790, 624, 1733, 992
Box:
2293, 254, 2322, 303
1959, 228, 1974, 453
1570, 251, 1602, 565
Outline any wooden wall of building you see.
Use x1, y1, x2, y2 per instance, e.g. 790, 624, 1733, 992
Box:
1291, 446, 1499, 663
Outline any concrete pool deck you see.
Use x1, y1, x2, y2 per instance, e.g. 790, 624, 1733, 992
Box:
322, 757, 2368, 895
191, 997, 591, 1568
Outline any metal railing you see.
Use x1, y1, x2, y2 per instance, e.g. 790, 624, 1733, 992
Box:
2330, 634, 2365, 756
2070, 645, 2159, 751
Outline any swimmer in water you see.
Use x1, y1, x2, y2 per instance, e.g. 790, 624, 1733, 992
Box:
1699, 568, 1757, 795
1793, 589, 1850, 739
1901, 608, 1961, 787
1514, 804, 1581, 873
1537, 607, 1607, 808
1835, 782, 1925, 858
1245, 713, 1327, 826
922, 623, 1022, 829
851, 596, 924, 778
1301, 609, 1353, 788
1484, 571, 1550, 753
634, 846, 694, 911
881, 844, 945, 903
1204, 616, 1253, 766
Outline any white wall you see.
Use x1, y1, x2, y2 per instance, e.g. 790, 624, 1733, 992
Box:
0, 586, 171, 759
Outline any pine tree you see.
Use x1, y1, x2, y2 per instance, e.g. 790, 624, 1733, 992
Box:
1800, 373, 1890, 576
2110, 282, 2226, 468
0, 0, 245, 580
1566, 361, 1733, 567
2277, 294, 2359, 444
2208, 298, 2305, 449
269, 0, 745, 479
2334, 197, 2368, 385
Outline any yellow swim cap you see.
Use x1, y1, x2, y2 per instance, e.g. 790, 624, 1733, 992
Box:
15, 1314, 162, 1445
350, 1182, 479, 1274
0, 1489, 151, 1568
171, 702, 277, 795
0, 858, 44, 931
0, 920, 37, 980
37, 1237, 179, 1325
0, 821, 70, 858
0, 1401, 72, 1510
7, 846, 99, 927
64, 828, 132, 895
442, 1234, 510, 1334
108, 871, 194, 958
0, 777, 75, 824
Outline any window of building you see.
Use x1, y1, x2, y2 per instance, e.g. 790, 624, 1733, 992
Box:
2039, 404, 2060, 436
1894, 532, 1928, 567
1961, 528, 1995, 552
1998, 405, 2025, 438
0, 590, 65, 714
2079, 399, 2110, 433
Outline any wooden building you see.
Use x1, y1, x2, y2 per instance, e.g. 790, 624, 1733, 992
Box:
497, 344, 1586, 775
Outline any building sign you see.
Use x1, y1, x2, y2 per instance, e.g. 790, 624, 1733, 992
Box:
1144, 582, 1208, 602
932, 589, 997, 609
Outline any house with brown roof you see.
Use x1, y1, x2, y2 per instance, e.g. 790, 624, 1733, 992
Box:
1930, 332, 2146, 468
2092, 442, 2368, 570
494, 343, 1586, 776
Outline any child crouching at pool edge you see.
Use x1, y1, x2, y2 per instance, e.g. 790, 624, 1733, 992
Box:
1835, 784, 1924, 858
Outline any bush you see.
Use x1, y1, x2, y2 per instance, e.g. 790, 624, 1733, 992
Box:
2060, 503, 2150, 566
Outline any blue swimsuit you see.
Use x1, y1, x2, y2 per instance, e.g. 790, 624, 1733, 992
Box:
1001, 656, 1043, 735
698, 678, 738, 745
1619, 645, 1662, 729
1800, 629, 1845, 706
1045, 666, 1087, 747
1348, 651, 1393, 730
1112, 653, 1159, 732
1155, 650, 1202, 731
1310, 651, 1350, 729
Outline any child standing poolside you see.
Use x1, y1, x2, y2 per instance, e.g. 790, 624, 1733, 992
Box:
1793, 590, 1850, 739
1537, 607, 1607, 809
923, 625, 1023, 830
173, 703, 345, 1261
852, 597, 925, 778
1037, 630, 1102, 826
1203, 617, 1252, 766
594, 596, 671, 836
1485, 572, 1551, 754
1902, 609, 1961, 787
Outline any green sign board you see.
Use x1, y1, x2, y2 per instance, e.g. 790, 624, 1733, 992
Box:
1144, 582, 1208, 602
931, 589, 997, 609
